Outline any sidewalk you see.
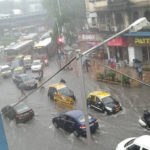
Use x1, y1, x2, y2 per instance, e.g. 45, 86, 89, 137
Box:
71, 58, 150, 84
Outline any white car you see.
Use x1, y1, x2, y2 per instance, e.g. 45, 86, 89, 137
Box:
31, 60, 43, 72
0, 65, 12, 78
116, 135, 150, 150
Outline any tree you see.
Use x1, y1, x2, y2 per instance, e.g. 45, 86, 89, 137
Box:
42, 0, 86, 45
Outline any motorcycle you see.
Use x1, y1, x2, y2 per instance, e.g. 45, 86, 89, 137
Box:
138, 117, 150, 129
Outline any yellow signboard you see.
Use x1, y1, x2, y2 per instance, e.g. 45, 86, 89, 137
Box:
134, 38, 150, 45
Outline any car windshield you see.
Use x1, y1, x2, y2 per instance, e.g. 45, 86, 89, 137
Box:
24, 59, 31, 64
11, 61, 20, 68
58, 87, 72, 95
14, 69, 23, 75
78, 115, 92, 123
1, 67, 10, 72
15, 104, 30, 114
21, 75, 33, 82
32, 61, 40, 65
102, 96, 114, 105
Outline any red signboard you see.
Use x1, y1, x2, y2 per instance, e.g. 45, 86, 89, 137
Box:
108, 38, 127, 47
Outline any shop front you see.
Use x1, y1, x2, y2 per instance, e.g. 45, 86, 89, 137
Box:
125, 32, 150, 66
107, 37, 128, 65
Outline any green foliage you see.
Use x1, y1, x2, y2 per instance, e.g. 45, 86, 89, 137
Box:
42, 0, 86, 45
106, 72, 116, 81
96, 72, 104, 80
121, 75, 130, 84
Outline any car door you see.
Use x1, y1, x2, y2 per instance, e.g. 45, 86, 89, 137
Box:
95, 96, 104, 111
6, 107, 15, 120
64, 116, 75, 132
17, 76, 23, 85
90, 95, 95, 106
49, 87, 57, 100
58, 115, 67, 129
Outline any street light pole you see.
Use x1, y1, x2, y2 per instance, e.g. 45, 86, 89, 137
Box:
57, 0, 62, 16
76, 49, 91, 143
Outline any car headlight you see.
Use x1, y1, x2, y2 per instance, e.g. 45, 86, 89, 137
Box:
105, 107, 113, 112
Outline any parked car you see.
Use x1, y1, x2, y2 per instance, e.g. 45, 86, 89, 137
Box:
1, 103, 34, 123
31, 59, 43, 72
0, 65, 12, 78
48, 83, 76, 105
15, 74, 38, 90
116, 135, 150, 150
52, 110, 99, 137
12, 66, 26, 82
87, 91, 122, 115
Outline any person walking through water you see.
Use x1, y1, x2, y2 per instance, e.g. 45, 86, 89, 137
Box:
39, 68, 43, 82
137, 65, 143, 80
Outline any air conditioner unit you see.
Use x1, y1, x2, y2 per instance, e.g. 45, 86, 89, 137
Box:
111, 26, 118, 32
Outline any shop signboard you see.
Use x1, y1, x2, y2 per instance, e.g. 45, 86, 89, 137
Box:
128, 37, 150, 46
78, 33, 96, 42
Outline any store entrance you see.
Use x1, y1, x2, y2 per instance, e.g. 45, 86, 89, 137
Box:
142, 46, 150, 63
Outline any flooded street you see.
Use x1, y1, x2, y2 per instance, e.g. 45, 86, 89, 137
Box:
0, 57, 150, 150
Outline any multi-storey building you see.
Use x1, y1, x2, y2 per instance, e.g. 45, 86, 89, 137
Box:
85, 0, 150, 66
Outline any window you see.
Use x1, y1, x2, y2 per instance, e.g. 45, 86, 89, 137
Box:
127, 144, 140, 150
49, 87, 57, 94
142, 148, 148, 150
90, 95, 95, 101
125, 139, 135, 147
96, 97, 100, 103
92, 17, 96, 26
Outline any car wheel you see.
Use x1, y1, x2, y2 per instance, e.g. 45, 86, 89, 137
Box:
53, 121, 59, 128
106, 110, 111, 115
87, 103, 91, 108
73, 130, 80, 137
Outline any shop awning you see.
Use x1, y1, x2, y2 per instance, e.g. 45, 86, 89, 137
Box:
124, 32, 150, 37
107, 37, 127, 47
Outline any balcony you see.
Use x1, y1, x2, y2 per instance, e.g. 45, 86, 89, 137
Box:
108, 0, 129, 10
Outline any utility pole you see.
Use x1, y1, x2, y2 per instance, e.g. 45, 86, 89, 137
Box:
57, 0, 62, 16
76, 49, 91, 144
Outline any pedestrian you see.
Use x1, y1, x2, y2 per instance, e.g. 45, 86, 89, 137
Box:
137, 65, 143, 79
85, 59, 90, 72
39, 68, 43, 81
60, 78, 66, 84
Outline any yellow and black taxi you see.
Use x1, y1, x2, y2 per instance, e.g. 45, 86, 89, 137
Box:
12, 66, 26, 82
87, 91, 122, 115
48, 83, 76, 105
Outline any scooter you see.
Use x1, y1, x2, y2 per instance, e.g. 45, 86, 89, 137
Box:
138, 117, 150, 129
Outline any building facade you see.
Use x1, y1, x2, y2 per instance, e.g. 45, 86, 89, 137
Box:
85, 0, 150, 66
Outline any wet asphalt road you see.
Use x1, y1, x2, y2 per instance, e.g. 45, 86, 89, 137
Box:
0, 56, 150, 150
